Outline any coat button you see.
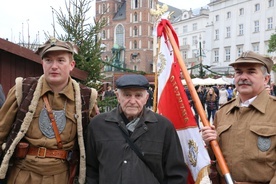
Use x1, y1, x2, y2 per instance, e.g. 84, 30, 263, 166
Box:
123, 160, 127, 164
144, 126, 148, 131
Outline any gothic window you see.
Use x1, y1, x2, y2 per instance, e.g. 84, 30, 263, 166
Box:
134, 26, 138, 36
116, 24, 124, 46
133, 40, 137, 49
134, 0, 139, 9
134, 12, 138, 22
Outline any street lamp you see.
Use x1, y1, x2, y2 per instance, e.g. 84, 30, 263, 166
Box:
198, 35, 205, 78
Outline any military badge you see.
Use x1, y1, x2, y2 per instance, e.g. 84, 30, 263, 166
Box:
257, 136, 271, 152
39, 108, 66, 138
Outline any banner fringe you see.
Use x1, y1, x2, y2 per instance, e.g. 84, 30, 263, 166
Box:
195, 165, 211, 184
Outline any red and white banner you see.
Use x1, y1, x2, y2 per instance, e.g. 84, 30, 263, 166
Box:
156, 19, 210, 183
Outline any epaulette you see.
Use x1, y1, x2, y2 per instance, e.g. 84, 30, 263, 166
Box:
269, 95, 276, 101
219, 97, 236, 109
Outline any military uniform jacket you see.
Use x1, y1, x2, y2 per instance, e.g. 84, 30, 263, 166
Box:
214, 89, 276, 183
86, 107, 188, 184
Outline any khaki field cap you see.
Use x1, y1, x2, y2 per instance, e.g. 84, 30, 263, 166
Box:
229, 51, 274, 73
35, 37, 79, 58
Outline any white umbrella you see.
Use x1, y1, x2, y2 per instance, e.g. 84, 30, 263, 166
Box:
222, 76, 235, 84
203, 77, 217, 85
182, 78, 205, 85
214, 78, 230, 85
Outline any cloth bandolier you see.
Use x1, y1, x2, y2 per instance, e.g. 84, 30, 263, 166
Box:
0, 76, 94, 183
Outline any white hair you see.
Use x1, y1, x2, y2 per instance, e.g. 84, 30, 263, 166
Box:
260, 65, 270, 76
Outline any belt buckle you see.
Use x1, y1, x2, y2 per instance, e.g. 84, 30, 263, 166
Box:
37, 147, 47, 158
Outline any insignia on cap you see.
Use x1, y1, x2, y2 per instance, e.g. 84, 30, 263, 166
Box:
49, 36, 57, 46
240, 51, 249, 58
257, 136, 271, 152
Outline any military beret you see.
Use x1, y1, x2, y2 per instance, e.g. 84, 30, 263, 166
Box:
116, 74, 149, 89
229, 51, 274, 73
35, 37, 78, 58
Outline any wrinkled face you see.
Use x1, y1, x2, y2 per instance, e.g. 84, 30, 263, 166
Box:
234, 63, 270, 101
116, 88, 149, 120
42, 51, 75, 88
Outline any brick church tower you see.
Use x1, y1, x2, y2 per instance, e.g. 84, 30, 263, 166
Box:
95, 0, 158, 80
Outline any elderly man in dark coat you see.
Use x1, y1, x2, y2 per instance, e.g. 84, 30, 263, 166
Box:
86, 74, 188, 184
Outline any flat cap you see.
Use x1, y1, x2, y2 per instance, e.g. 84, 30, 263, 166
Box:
35, 37, 78, 58
116, 74, 149, 89
229, 51, 273, 73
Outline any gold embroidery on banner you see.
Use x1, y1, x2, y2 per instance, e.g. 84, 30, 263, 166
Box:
169, 75, 189, 123
157, 53, 166, 76
188, 140, 198, 167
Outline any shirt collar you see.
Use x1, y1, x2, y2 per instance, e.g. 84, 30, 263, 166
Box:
41, 76, 75, 101
240, 96, 257, 107
226, 89, 269, 114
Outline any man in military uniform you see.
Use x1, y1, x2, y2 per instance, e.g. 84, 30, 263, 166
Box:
202, 51, 276, 183
0, 37, 98, 184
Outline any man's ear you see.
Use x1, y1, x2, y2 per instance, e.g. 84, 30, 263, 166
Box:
264, 75, 270, 84
115, 90, 120, 100
146, 91, 149, 100
70, 60, 76, 71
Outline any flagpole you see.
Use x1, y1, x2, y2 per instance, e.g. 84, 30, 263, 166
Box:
153, 37, 161, 113
164, 25, 234, 184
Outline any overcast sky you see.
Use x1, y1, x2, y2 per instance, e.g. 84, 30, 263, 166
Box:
159, 0, 209, 9
0, 0, 209, 43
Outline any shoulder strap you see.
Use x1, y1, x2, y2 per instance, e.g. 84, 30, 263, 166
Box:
42, 94, 63, 149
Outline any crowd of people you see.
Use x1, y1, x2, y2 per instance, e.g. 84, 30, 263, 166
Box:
0, 36, 275, 183
186, 83, 237, 125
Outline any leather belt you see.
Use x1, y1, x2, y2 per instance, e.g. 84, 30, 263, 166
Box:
27, 146, 68, 160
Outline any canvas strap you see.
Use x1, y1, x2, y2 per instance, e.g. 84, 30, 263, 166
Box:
42, 94, 63, 149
